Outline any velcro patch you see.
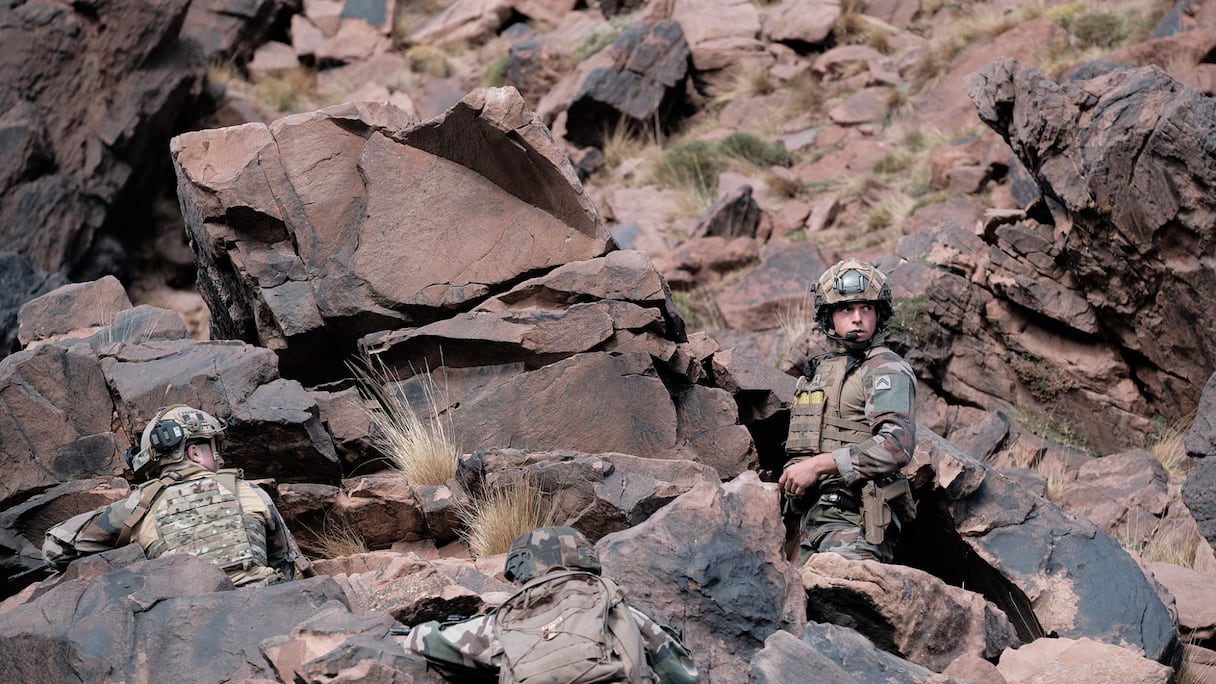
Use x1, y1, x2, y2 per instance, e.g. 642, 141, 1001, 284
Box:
871, 373, 913, 415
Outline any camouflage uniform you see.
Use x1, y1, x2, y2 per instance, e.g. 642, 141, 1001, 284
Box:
405, 605, 698, 683
404, 526, 699, 683
43, 461, 305, 587
784, 260, 917, 564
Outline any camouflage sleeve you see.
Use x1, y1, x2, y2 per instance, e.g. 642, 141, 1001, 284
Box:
403, 614, 500, 677
42, 493, 139, 570
245, 482, 307, 577
628, 606, 699, 684
833, 354, 917, 484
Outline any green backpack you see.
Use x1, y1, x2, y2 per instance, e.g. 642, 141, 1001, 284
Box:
494, 570, 654, 684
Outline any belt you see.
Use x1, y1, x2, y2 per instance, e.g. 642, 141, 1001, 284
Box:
818, 491, 860, 513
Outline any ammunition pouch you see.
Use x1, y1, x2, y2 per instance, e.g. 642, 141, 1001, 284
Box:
860, 475, 916, 545
786, 378, 824, 454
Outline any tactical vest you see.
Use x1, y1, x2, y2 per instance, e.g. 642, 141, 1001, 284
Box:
134, 469, 276, 586
787, 349, 881, 455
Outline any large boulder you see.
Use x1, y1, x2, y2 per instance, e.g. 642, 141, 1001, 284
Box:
802, 553, 1020, 673
902, 430, 1180, 666
0, 551, 354, 682
955, 60, 1216, 449
171, 89, 611, 385
598, 472, 806, 684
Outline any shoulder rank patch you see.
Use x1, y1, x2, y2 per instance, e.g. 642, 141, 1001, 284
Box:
874, 376, 892, 391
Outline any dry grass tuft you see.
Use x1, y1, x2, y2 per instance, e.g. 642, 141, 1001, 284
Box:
456, 475, 554, 558
1147, 414, 1195, 482
404, 45, 454, 78
247, 66, 319, 115
300, 512, 369, 559
349, 355, 459, 486
1031, 457, 1072, 504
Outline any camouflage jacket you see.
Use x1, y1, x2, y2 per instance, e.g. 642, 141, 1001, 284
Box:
405, 602, 699, 683
787, 337, 917, 489
43, 463, 305, 585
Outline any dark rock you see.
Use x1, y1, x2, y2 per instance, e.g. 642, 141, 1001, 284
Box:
99, 339, 340, 484
800, 621, 962, 683
966, 61, 1216, 445
598, 472, 805, 684
563, 19, 691, 148
0, 345, 121, 506
0, 554, 351, 682
0, 0, 205, 280
0, 252, 70, 358
693, 185, 762, 239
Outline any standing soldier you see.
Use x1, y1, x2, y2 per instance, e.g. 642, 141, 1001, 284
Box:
778, 259, 918, 564
43, 404, 310, 587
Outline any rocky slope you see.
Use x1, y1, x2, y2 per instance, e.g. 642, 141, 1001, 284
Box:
2, 0, 1216, 681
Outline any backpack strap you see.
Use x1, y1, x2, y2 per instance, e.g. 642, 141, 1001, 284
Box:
116, 471, 183, 546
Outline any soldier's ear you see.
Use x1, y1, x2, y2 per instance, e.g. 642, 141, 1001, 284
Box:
183, 442, 202, 463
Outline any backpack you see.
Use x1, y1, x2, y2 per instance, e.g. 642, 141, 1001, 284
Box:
494, 570, 654, 684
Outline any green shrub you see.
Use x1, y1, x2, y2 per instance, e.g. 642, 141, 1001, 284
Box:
719, 132, 793, 167
654, 140, 723, 204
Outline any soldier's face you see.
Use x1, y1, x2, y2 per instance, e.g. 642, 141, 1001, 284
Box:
831, 302, 877, 342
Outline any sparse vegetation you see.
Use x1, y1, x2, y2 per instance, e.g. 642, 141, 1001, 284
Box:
1011, 406, 1095, 456
483, 55, 509, 87
300, 511, 370, 559
456, 475, 554, 558
571, 13, 634, 62
672, 285, 728, 333
718, 132, 794, 168
404, 45, 453, 78
349, 355, 459, 486
887, 295, 928, 347
1009, 351, 1076, 403
1146, 413, 1195, 481
653, 140, 724, 207
252, 66, 318, 114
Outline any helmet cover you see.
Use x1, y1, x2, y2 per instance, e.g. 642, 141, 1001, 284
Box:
127, 405, 226, 478
811, 259, 893, 334
503, 526, 601, 584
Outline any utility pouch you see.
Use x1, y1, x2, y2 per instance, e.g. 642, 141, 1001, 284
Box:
860, 480, 891, 545
787, 378, 825, 454
882, 476, 917, 523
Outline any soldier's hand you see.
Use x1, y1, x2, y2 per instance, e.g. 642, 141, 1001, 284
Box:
778, 453, 837, 495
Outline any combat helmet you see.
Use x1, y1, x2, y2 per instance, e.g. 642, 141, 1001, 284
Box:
503, 526, 602, 584
811, 259, 893, 337
124, 404, 226, 480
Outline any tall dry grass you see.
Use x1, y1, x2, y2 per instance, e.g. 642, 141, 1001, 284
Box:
349, 354, 459, 486
299, 511, 369, 559
456, 475, 554, 558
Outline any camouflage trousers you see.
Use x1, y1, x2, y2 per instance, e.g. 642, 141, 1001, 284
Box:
797, 503, 899, 564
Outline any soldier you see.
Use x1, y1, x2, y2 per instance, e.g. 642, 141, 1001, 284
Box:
778, 259, 917, 564
403, 526, 699, 683
43, 404, 310, 587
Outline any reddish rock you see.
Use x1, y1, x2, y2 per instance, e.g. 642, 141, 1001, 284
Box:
1147, 562, 1216, 645
715, 240, 828, 331
763, 0, 839, 46
995, 636, 1173, 684
802, 553, 1020, 672
172, 89, 610, 385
